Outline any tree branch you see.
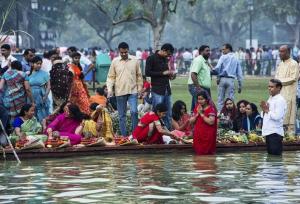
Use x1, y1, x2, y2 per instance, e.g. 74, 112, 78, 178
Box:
113, 15, 154, 26
92, 0, 109, 17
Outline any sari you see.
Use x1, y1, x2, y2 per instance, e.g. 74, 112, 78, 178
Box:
68, 64, 90, 114
50, 62, 73, 108
193, 104, 217, 155
29, 70, 50, 122
10, 116, 48, 146
132, 112, 164, 144
81, 108, 114, 142
2, 70, 28, 121
173, 113, 193, 136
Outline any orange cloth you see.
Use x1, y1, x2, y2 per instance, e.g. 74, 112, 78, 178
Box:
89, 95, 107, 107
68, 64, 90, 114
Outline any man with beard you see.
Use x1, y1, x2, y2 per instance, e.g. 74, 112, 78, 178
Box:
188, 45, 212, 112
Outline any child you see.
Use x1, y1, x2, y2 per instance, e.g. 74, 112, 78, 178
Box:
138, 76, 152, 115
90, 87, 107, 107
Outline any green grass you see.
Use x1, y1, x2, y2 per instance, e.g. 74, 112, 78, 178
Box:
172, 76, 271, 110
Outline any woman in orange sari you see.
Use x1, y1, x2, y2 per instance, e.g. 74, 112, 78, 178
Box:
68, 52, 90, 114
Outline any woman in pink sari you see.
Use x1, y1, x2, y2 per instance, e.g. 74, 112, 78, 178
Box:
46, 103, 88, 145
171, 100, 193, 136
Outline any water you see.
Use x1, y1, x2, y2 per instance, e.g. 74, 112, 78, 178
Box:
1, 152, 300, 203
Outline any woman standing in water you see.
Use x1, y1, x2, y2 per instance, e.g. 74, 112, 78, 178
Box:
193, 91, 217, 155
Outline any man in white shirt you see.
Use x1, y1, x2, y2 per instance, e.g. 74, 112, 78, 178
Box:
261, 79, 287, 155
182, 48, 193, 74
0, 44, 17, 75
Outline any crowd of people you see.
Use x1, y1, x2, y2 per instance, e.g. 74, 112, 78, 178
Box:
0, 41, 299, 156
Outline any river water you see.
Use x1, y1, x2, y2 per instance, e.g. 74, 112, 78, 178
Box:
1, 151, 300, 203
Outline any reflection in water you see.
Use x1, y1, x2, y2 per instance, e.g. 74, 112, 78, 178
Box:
192, 156, 219, 194
0, 152, 300, 203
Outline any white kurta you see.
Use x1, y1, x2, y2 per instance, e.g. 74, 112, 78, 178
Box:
275, 58, 299, 126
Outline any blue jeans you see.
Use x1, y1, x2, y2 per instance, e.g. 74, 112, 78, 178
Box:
151, 91, 172, 130
116, 94, 138, 136
217, 77, 235, 111
188, 84, 211, 112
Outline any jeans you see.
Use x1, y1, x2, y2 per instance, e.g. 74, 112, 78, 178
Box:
217, 77, 235, 111
116, 94, 138, 136
188, 84, 211, 112
151, 91, 172, 130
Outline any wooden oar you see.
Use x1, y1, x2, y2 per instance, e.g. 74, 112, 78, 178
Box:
0, 121, 21, 164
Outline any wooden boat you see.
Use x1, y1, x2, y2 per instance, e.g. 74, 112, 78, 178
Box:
1, 142, 300, 160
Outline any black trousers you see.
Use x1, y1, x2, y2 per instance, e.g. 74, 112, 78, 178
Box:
266, 133, 283, 155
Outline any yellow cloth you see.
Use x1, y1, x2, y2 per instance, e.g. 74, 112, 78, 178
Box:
82, 120, 98, 137
106, 55, 143, 96
275, 58, 299, 126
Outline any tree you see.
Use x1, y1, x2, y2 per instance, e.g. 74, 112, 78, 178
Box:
186, 0, 251, 46
260, 0, 300, 46
69, 1, 129, 50
93, 0, 179, 50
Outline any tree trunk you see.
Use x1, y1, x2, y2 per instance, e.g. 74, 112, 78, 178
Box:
152, 24, 164, 50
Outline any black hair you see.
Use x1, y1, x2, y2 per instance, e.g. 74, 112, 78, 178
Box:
270, 78, 282, 89
199, 45, 209, 53
197, 90, 209, 101
11, 61, 22, 71
154, 103, 168, 113
31, 56, 42, 64
161, 43, 174, 54
43, 51, 50, 59
23, 49, 35, 56
118, 42, 129, 49
71, 52, 81, 58
1, 44, 10, 50
48, 50, 58, 57
67, 46, 77, 52
172, 100, 187, 121
247, 103, 259, 117
89, 103, 99, 111
19, 104, 33, 117
57, 101, 69, 114
29, 56, 42, 75
67, 104, 89, 121
223, 43, 233, 52
96, 87, 105, 95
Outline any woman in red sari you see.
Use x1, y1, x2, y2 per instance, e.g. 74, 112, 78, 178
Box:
193, 91, 217, 155
68, 52, 90, 114
132, 103, 178, 144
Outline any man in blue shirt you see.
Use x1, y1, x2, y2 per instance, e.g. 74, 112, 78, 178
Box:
21, 49, 35, 74
214, 44, 243, 111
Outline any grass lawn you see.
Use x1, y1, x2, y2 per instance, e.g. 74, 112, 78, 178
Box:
172, 76, 271, 111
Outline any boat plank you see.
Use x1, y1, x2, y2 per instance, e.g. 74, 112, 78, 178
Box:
1, 142, 300, 160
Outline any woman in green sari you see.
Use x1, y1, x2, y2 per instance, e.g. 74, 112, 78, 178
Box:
10, 104, 47, 147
